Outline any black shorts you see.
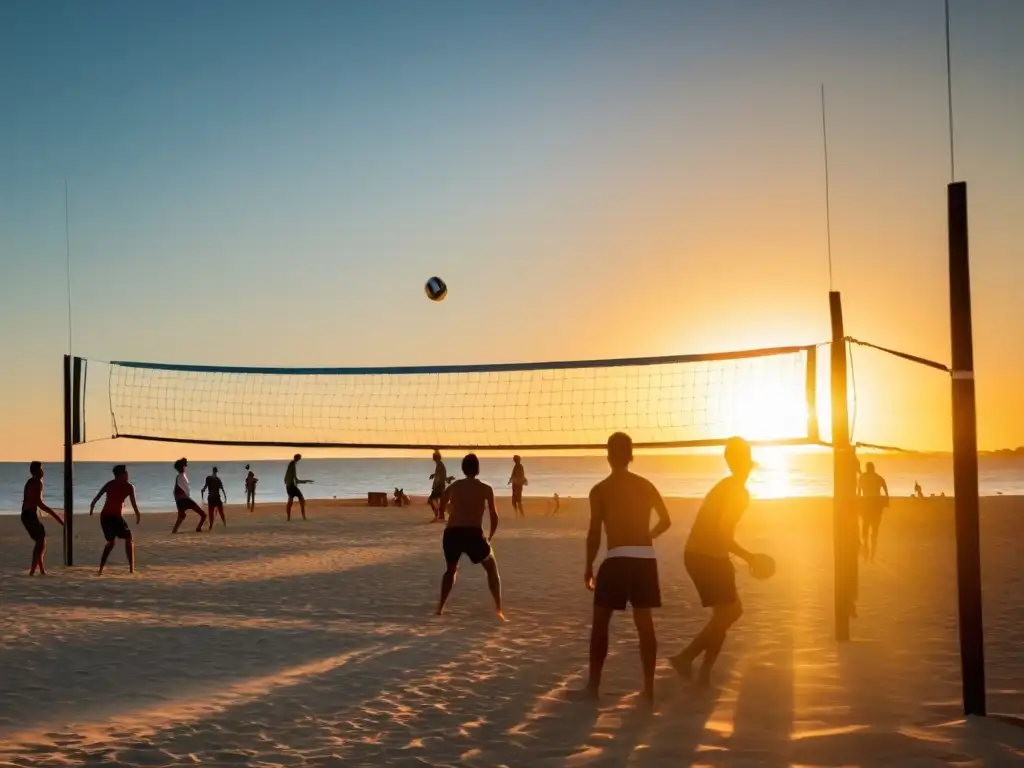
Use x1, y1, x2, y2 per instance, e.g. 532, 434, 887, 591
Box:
512, 486, 523, 503
208, 497, 224, 510
429, 486, 444, 503
175, 497, 201, 515
21, 508, 45, 542
594, 557, 661, 611
442, 527, 492, 566
860, 498, 885, 523
286, 484, 304, 501
685, 551, 738, 608
101, 515, 131, 541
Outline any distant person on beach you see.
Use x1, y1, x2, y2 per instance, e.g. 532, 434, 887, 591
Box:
669, 437, 772, 689
914, 480, 923, 498
202, 466, 227, 529
245, 469, 258, 511
429, 451, 452, 522
571, 432, 671, 706
436, 453, 504, 620
171, 458, 207, 533
508, 455, 527, 517
89, 464, 140, 574
285, 454, 312, 521
21, 461, 64, 576
548, 492, 561, 516
858, 462, 889, 562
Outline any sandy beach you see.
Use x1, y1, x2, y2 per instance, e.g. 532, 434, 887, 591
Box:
2, 495, 1023, 766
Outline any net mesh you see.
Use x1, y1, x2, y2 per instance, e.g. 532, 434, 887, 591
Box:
102, 346, 815, 450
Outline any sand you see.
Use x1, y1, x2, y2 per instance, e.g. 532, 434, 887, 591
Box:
1, 495, 1023, 767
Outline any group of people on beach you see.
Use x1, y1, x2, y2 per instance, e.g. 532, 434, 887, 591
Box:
427, 450, 529, 522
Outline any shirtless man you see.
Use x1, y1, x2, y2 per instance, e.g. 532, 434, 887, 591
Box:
202, 466, 227, 529
858, 461, 889, 562
89, 464, 141, 574
572, 432, 671, 706
429, 451, 452, 521
22, 461, 64, 575
669, 436, 765, 687
284, 454, 312, 521
437, 453, 504, 619
508, 455, 527, 518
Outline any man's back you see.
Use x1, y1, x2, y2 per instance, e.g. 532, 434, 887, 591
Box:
686, 476, 749, 558
859, 471, 885, 496
590, 471, 660, 549
446, 477, 492, 529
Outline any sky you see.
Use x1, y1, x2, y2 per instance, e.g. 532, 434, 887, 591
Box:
1, 0, 1022, 462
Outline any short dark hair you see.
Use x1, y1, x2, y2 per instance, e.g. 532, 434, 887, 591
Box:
607, 432, 633, 467
29, 461, 42, 475
462, 453, 480, 477
112, 464, 127, 476
174, 458, 187, 472
294, 453, 302, 461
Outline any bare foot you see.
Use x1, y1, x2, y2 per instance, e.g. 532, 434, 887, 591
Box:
669, 654, 693, 680
496, 610, 507, 622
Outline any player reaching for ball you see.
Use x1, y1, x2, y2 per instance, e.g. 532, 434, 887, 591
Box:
668, 436, 774, 688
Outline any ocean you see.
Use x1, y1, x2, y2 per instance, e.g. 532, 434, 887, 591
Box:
3, 452, 1024, 514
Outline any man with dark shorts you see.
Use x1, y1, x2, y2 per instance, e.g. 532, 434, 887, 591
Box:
89, 464, 141, 574
284, 454, 311, 521
437, 453, 504, 619
202, 466, 227, 529
508, 455, 527, 518
428, 450, 451, 521
572, 432, 671, 706
670, 436, 765, 688
22, 461, 64, 576
858, 461, 889, 562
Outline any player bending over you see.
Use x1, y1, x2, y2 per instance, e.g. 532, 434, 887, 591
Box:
284, 454, 312, 521
171, 458, 207, 533
202, 466, 227, 529
437, 453, 504, 620
669, 437, 772, 688
89, 464, 141, 574
571, 432, 671, 706
21, 461, 64, 576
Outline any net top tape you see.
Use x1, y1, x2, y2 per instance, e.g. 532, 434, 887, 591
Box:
110, 344, 813, 377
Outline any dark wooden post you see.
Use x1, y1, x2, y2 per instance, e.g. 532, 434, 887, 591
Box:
63, 354, 74, 566
948, 180, 986, 716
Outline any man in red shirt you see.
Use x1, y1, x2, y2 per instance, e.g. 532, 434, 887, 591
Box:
22, 461, 64, 575
90, 464, 141, 574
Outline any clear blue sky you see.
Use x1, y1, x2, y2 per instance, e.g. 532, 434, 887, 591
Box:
1, 1, 1022, 460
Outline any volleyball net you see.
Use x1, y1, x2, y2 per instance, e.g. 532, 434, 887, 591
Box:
72, 344, 821, 451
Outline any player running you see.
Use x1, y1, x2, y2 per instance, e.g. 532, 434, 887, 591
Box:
858, 461, 890, 562
669, 437, 772, 688
571, 432, 671, 706
437, 453, 504, 619
89, 464, 141, 574
22, 461, 64, 576
508, 455, 527, 517
171, 458, 207, 533
429, 450, 452, 522
285, 454, 312, 521
202, 466, 227, 529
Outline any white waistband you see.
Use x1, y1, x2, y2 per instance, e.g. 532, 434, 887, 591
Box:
606, 546, 656, 560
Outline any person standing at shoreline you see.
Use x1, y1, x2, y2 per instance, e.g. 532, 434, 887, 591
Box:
508, 455, 527, 518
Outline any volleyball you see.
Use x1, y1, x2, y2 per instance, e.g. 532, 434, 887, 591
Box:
425, 276, 448, 301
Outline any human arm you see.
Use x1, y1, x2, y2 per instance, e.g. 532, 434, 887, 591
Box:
36, 488, 63, 526
649, 485, 671, 540
89, 482, 109, 515
882, 477, 889, 498
128, 485, 141, 523
201, 480, 208, 500
584, 489, 603, 589
487, 487, 498, 540
439, 485, 452, 517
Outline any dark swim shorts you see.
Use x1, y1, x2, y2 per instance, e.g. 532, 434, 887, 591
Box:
684, 551, 738, 608
442, 527, 492, 566
21, 508, 45, 542
594, 557, 661, 610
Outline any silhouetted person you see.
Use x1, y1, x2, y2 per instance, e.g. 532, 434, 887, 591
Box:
245, 470, 258, 511
89, 464, 140, 574
22, 461, 63, 575
508, 455, 527, 517
858, 461, 889, 562
914, 480, 923, 498
436, 453, 503, 619
571, 432, 671, 707
171, 458, 207, 533
670, 437, 768, 688
285, 454, 312, 521
203, 466, 227, 529
429, 450, 452, 521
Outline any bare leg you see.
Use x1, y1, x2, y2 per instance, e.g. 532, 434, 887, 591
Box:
194, 505, 207, 532
29, 540, 45, 575
437, 563, 458, 614
870, 517, 881, 562
482, 557, 505, 620
36, 539, 47, 575
172, 513, 185, 534
125, 536, 135, 573
286, 498, 293, 521
571, 605, 614, 700
99, 541, 115, 574
697, 601, 742, 686
633, 608, 657, 705
299, 498, 307, 521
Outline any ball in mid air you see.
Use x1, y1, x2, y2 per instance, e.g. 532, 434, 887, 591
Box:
425, 276, 448, 301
